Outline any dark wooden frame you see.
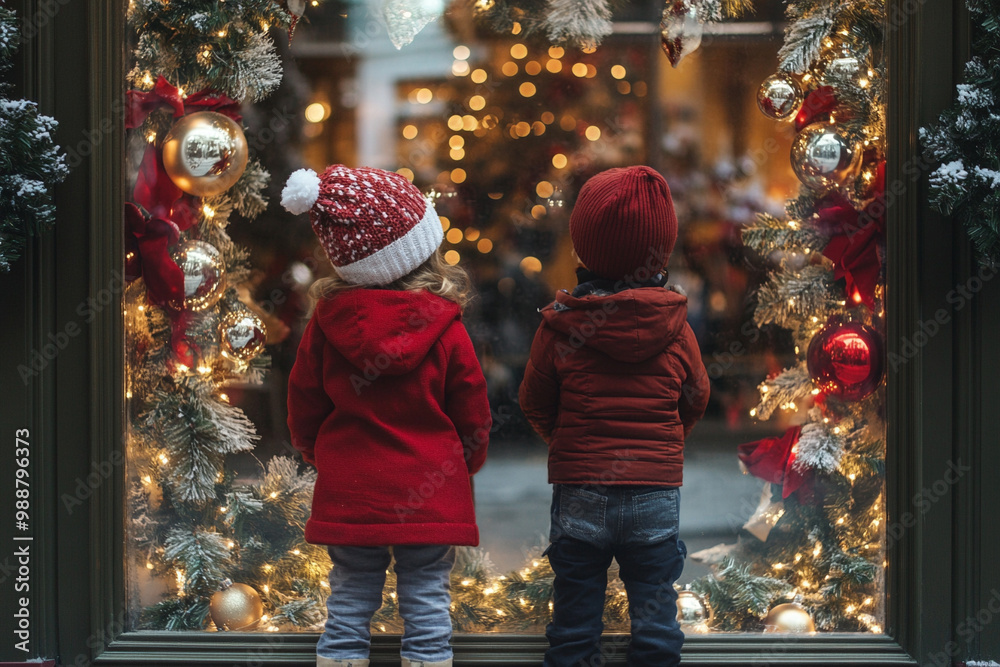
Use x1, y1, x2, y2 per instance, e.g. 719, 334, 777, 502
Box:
2, 0, 998, 664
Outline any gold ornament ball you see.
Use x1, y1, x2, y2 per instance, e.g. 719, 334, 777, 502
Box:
791, 123, 862, 191
220, 310, 267, 362
162, 112, 249, 197
676, 589, 714, 627
757, 74, 803, 121
171, 240, 226, 311
209, 579, 264, 631
763, 602, 816, 634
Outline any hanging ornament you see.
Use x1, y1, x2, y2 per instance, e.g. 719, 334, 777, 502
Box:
660, 0, 703, 68
545, 0, 614, 50
763, 602, 816, 633
383, 0, 445, 50
209, 579, 264, 631
807, 318, 885, 401
742, 483, 785, 542
819, 29, 873, 88
790, 123, 862, 191
676, 587, 714, 631
171, 240, 226, 311
162, 112, 249, 197
219, 310, 267, 362
757, 74, 803, 121
737, 426, 817, 503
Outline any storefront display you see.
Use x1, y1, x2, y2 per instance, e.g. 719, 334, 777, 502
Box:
1, 0, 998, 664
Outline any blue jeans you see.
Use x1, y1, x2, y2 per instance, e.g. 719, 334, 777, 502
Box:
544, 485, 687, 667
318, 545, 456, 663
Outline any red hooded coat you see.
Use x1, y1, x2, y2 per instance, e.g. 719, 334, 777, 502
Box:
519, 287, 709, 487
287, 289, 491, 546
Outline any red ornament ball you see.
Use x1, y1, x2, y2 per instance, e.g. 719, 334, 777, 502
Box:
807, 319, 884, 401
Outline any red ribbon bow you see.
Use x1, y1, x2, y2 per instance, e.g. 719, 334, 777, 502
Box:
737, 426, 816, 502
795, 86, 838, 132
820, 161, 887, 309
125, 203, 184, 308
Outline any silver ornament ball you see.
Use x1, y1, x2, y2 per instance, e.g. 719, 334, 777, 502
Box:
791, 123, 862, 191
219, 310, 267, 362
171, 240, 226, 312
757, 73, 803, 121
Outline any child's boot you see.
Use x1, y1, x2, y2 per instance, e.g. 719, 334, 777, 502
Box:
401, 658, 453, 667
316, 658, 369, 667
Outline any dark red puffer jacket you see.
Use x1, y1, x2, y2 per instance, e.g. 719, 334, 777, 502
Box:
287, 289, 491, 547
519, 286, 709, 487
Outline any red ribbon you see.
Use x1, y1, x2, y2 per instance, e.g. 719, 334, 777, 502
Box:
126, 76, 242, 129
795, 86, 838, 132
125, 203, 185, 308
737, 426, 815, 502
820, 162, 887, 309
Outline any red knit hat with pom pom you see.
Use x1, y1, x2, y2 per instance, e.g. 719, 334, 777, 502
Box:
281, 165, 443, 285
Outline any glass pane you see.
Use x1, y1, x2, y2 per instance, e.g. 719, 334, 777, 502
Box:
124, 0, 887, 637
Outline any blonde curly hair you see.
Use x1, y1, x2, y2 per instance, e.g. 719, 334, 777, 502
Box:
309, 247, 472, 311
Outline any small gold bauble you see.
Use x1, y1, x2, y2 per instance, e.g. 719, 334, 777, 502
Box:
171, 240, 226, 311
219, 310, 267, 362
209, 579, 264, 631
757, 73, 803, 121
791, 123, 862, 191
676, 589, 714, 628
763, 602, 816, 633
162, 112, 249, 197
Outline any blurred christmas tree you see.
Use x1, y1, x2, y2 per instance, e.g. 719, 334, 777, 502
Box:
687, 0, 889, 633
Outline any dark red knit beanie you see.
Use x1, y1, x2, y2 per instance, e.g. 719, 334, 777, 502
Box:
569, 166, 678, 281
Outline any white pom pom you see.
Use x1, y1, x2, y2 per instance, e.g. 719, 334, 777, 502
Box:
281, 168, 321, 215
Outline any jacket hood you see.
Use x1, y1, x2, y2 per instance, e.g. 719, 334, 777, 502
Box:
542, 287, 689, 363
315, 288, 461, 374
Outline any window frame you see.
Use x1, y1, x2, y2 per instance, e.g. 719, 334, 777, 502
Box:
17, 0, 979, 663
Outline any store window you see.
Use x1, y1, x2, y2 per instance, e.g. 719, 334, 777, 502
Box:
124, 0, 887, 638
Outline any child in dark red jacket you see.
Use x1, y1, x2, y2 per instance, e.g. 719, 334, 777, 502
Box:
282, 165, 492, 667
519, 166, 710, 667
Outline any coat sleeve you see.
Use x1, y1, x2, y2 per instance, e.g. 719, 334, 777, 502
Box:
518, 322, 560, 442
676, 322, 710, 437
287, 315, 334, 465
442, 322, 492, 475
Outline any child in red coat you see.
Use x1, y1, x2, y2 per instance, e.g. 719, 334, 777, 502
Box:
282, 165, 492, 667
519, 166, 710, 667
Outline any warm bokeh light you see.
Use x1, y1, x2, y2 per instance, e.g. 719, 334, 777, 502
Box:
396, 167, 414, 182
453, 45, 470, 60
439, 215, 451, 231
501, 61, 519, 77
477, 238, 493, 253
462, 115, 478, 131
525, 60, 541, 75
536, 181, 554, 198
519, 82, 536, 97
471, 68, 488, 84
446, 228, 464, 244
546, 59, 563, 74
415, 88, 433, 104
452, 60, 470, 76
552, 153, 568, 169
572, 63, 588, 77
585, 125, 602, 141
531, 205, 547, 219
510, 43, 528, 59
520, 256, 543, 275
611, 65, 627, 79
541, 111, 555, 124
559, 114, 576, 131
548, 46, 564, 59
450, 148, 465, 160
469, 95, 486, 110
402, 124, 418, 140
448, 115, 463, 131
304, 102, 329, 123
449, 135, 465, 149
451, 168, 467, 183
465, 227, 481, 242
444, 250, 461, 265
514, 121, 531, 137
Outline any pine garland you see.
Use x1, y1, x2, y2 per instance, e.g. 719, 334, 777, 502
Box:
0, 6, 68, 272
921, 0, 1000, 268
